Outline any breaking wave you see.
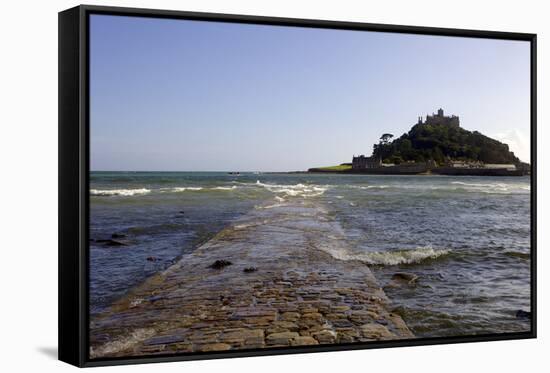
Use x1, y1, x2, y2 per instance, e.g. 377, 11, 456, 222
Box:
98, 185, 240, 195
355, 185, 390, 190
347, 182, 529, 194
255, 180, 327, 198
90, 188, 151, 197
212, 186, 237, 191
160, 187, 203, 192
319, 245, 450, 265
450, 181, 529, 194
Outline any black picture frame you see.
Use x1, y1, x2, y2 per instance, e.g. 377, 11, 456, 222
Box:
59, 4, 537, 367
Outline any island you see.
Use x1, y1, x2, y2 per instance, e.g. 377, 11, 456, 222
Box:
308, 109, 530, 176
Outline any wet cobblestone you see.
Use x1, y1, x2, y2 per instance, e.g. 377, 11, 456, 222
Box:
90, 200, 414, 358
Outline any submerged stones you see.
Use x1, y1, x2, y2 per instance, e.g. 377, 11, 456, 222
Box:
208, 259, 233, 269
243, 267, 258, 273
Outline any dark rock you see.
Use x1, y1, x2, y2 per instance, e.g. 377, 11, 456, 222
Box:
148, 295, 164, 303
516, 310, 531, 319
243, 267, 257, 273
219, 295, 231, 306
391, 272, 419, 284
208, 259, 233, 269
96, 239, 129, 247
111, 233, 127, 239
146, 256, 158, 262
178, 211, 185, 214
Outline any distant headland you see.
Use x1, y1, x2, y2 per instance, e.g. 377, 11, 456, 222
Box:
308, 109, 530, 176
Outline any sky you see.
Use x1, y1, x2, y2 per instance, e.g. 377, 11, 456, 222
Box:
90, 14, 531, 172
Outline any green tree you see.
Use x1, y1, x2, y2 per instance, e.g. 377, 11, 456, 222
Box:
380, 133, 394, 145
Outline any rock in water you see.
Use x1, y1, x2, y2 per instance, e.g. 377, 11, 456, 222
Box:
208, 259, 232, 269
243, 267, 257, 273
392, 272, 419, 284
516, 310, 531, 319
111, 233, 127, 239
96, 238, 130, 247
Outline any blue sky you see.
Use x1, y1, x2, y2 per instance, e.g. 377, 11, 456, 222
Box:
90, 15, 531, 171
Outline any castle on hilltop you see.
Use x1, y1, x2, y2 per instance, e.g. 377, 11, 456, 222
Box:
417, 108, 459, 127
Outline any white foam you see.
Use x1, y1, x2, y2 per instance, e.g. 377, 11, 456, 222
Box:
255, 180, 328, 198
160, 187, 203, 192
349, 182, 528, 194
89, 327, 156, 358
450, 181, 529, 194
90, 188, 151, 197
159, 185, 240, 193
360, 185, 389, 189
319, 245, 450, 265
212, 186, 237, 191
347, 184, 388, 190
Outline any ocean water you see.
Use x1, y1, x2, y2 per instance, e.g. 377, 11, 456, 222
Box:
90, 171, 531, 337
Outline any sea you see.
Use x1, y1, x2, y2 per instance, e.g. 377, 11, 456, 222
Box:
90, 171, 531, 337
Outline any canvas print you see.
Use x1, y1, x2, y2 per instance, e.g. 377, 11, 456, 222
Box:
88, 14, 532, 359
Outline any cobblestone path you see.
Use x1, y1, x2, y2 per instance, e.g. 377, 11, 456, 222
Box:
90, 200, 413, 358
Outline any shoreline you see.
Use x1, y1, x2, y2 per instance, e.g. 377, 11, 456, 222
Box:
90, 199, 414, 358
304, 169, 527, 176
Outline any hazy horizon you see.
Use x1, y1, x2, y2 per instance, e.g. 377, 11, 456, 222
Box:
90, 15, 531, 172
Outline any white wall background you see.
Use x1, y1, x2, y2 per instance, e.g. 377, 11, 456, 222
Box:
0, 0, 546, 371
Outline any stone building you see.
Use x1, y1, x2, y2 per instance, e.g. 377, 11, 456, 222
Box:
417, 108, 459, 127
352, 155, 381, 169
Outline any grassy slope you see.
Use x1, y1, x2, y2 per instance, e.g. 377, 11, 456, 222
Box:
310, 165, 352, 171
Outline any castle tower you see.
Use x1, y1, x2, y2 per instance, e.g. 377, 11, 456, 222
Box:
437, 108, 444, 117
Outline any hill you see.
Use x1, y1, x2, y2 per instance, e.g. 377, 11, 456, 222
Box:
372, 122, 521, 165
